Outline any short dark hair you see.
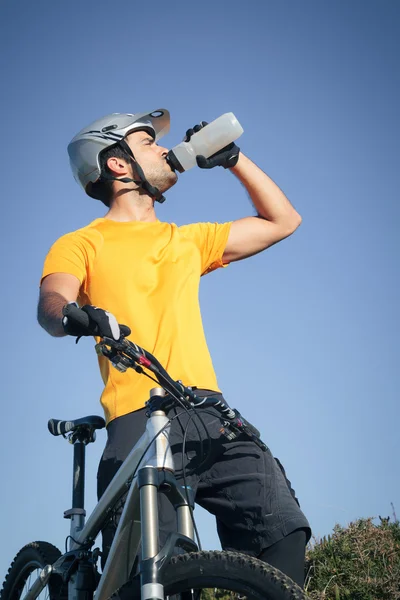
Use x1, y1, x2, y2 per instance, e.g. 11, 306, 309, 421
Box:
88, 144, 129, 207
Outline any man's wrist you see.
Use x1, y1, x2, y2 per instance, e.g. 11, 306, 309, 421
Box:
224, 150, 240, 169
228, 151, 244, 172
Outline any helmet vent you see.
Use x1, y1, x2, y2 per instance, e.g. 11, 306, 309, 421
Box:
150, 111, 164, 118
102, 124, 118, 132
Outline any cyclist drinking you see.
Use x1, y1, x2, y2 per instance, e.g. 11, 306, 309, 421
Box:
38, 109, 311, 588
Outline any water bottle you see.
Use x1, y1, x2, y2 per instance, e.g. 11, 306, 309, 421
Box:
166, 112, 244, 173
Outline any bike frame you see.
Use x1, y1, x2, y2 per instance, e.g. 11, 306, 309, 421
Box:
24, 401, 197, 600
21, 330, 265, 600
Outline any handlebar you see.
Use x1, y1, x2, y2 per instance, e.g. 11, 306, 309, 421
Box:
63, 304, 266, 450
94, 333, 267, 452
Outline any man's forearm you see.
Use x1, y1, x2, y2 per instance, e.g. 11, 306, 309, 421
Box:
37, 292, 67, 337
230, 153, 301, 230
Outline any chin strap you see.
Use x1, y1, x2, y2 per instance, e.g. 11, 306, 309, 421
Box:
101, 139, 166, 204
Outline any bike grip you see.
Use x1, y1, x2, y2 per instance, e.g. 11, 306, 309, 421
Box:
62, 303, 90, 328
63, 303, 131, 339
120, 325, 131, 338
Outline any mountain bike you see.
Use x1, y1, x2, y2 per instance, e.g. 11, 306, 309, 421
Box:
1, 306, 307, 600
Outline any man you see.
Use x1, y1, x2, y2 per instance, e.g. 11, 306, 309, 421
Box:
38, 108, 311, 587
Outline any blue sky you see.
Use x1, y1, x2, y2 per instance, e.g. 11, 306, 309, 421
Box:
1, 0, 399, 581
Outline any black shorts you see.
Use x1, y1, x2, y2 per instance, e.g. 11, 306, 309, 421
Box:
97, 389, 311, 561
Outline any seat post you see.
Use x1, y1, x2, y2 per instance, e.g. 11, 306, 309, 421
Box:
64, 429, 89, 542
72, 439, 86, 510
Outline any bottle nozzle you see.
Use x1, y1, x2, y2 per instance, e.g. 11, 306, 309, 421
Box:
166, 150, 185, 173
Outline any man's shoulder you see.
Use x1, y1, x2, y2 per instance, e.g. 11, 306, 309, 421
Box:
177, 221, 225, 238
176, 221, 205, 233
52, 219, 105, 247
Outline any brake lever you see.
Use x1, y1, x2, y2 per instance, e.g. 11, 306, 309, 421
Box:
102, 336, 130, 351
225, 415, 268, 452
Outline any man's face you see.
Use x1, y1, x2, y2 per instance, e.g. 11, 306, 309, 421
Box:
125, 129, 178, 193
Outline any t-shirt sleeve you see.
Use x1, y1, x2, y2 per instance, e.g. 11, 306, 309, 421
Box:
179, 222, 232, 275
41, 232, 89, 285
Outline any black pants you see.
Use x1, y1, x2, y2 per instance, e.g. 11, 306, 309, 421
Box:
97, 390, 311, 587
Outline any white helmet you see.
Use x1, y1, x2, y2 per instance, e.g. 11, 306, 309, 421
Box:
67, 109, 170, 200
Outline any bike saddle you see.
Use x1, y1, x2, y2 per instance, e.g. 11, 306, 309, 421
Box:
48, 415, 106, 437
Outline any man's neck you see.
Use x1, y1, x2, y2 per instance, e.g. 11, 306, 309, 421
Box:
105, 194, 157, 223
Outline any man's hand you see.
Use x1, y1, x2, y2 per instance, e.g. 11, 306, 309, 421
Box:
184, 122, 240, 169
62, 304, 130, 340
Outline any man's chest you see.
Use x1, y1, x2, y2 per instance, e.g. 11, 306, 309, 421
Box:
85, 231, 201, 297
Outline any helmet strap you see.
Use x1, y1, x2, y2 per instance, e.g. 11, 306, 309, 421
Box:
119, 140, 166, 204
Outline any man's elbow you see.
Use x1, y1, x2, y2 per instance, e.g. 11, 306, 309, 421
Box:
292, 211, 302, 231
283, 211, 302, 236
37, 312, 64, 337
39, 322, 66, 338
37, 299, 66, 338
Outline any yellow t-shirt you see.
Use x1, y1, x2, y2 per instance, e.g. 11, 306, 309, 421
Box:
41, 218, 232, 423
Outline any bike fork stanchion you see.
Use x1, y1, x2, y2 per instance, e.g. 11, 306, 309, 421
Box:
176, 489, 195, 541
21, 565, 52, 600
139, 467, 164, 600
140, 472, 160, 560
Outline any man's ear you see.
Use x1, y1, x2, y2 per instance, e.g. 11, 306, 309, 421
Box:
106, 156, 129, 176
